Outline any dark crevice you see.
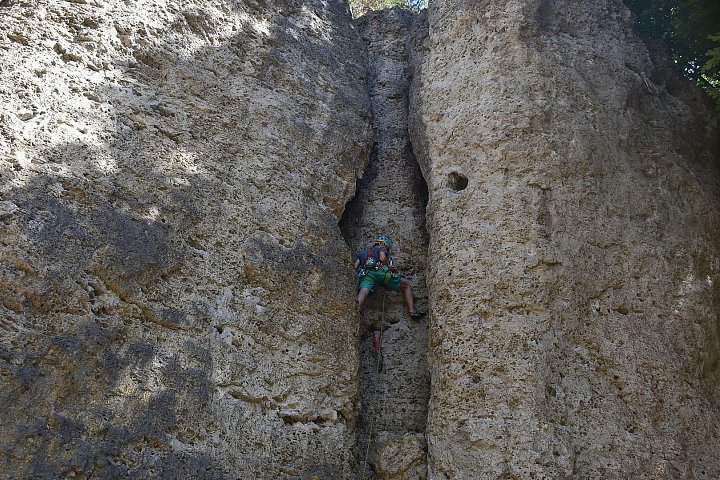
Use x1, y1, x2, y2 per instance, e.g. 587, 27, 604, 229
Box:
339, 144, 379, 248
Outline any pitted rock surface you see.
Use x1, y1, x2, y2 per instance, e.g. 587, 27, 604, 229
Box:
2, 0, 719, 478
409, 0, 720, 478
0, 1, 370, 478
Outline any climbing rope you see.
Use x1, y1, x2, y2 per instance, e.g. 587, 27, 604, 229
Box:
358, 291, 387, 480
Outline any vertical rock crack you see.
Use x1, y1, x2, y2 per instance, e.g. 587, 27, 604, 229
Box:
339, 8, 430, 480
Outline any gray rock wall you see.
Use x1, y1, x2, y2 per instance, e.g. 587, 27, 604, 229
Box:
409, 0, 720, 478
0, 1, 371, 478
2, 0, 719, 478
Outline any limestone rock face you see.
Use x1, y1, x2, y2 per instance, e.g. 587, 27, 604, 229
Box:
374, 432, 427, 480
3, 0, 720, 477
409, 0, 720, 478
0, 1, 370, 478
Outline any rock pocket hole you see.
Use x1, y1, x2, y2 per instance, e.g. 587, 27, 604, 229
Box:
448, 171, 468, 191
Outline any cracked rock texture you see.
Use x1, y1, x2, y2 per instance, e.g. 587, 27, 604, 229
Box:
0, 0, 370, 478
409, 0, 720, 478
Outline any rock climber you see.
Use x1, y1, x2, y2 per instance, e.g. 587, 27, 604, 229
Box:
354, 235, 427, 319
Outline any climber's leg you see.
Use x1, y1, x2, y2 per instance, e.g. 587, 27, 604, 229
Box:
357, 287, 371, 309
400, 280, 415, 314
400, 279, 427, 319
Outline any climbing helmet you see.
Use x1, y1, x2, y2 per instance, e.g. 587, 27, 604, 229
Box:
375, 235, 392, 253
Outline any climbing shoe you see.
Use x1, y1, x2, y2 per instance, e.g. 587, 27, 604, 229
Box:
410, 308, 427, 320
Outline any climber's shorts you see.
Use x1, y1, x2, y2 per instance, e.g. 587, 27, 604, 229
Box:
358, 268, 402, 292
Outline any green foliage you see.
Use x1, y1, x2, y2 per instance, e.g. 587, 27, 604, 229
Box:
702, 36, 720, 124
704, 34, 720, 73
702, 33, 720, 87
349, 0, 427, 18
625, 0, 720, 122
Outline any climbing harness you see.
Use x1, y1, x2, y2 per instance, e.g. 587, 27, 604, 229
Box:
358, 292, 387, 480
357, 244, 396, 280
358, 245, 382, 278
357, 246, 377, 279
364, 246, 381, 269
